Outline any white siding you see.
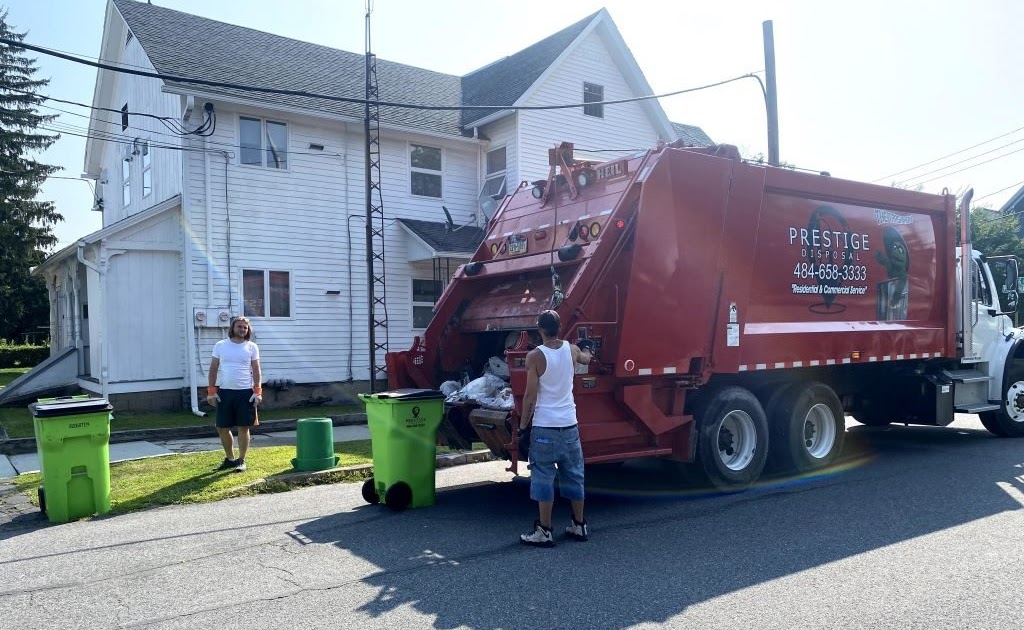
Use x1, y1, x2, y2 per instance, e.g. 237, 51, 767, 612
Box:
184, 104, 483, 383
98, 27, 182, 226
518, 30, 662, 181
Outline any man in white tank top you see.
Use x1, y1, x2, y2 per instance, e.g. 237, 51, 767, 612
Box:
519, 310, 593, 547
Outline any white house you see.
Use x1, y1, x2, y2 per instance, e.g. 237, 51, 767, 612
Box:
15, 0, 713, 412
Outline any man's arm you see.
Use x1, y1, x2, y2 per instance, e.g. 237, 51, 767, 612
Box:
250, 359, 263, 405
251, 359, 262, 389
207, 357, 220, 405
520, 350, 541, 430
572, 343, 593, 365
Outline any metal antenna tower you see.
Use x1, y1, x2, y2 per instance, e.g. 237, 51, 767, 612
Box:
364, 0, 388, 392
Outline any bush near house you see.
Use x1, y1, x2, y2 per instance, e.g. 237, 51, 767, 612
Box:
0, 342, 49, 368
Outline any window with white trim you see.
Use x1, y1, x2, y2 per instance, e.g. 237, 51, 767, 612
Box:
243, 269, 291, 318
121, 157, 130, 208
583, 82, 604, 118
410, 144, 442, 198
483, 146, 507, 199
412, 278, 442, 329
141, 141, 152, 198
239, 116, 288, 169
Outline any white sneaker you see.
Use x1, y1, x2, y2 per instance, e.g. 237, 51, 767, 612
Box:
520, 521, 554, 547
565, 517, 589, 542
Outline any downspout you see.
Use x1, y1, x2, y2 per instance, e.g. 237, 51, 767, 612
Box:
71, 263, 82, 373
204, 137, 214, 307
182, 126, 204, 417
77, 241, 106, 401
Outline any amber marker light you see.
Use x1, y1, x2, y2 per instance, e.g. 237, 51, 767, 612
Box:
851, 351, 861, 360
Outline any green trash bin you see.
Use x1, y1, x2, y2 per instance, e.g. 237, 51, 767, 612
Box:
358, 389, 444, 510
29, 396, 113, 524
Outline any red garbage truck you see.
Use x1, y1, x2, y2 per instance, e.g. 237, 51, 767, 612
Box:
387, 141, 1022, 490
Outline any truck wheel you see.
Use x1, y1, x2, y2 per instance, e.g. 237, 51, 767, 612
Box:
980, 367, 1024, 437
767, 382, 845, 473
695, 387, 768, 491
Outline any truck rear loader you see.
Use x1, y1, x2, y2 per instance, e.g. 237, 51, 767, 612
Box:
387, 141, 1023, 490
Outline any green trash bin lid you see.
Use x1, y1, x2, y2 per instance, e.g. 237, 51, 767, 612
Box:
30, 397, 112, 418
366, 388, 444, 401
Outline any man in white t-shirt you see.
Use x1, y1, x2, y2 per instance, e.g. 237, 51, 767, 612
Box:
207, 316, 262, 472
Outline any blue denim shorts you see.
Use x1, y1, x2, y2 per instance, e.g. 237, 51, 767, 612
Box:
529, 425, 585, 502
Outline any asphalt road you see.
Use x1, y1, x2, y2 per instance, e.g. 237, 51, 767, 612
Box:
2, 414, 1024, 629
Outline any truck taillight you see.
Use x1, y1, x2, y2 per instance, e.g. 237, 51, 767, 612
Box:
590, 222, 602, 238
615, 219, 625, 229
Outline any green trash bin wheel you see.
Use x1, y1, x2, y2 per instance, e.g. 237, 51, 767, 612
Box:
384, 481, 412, 511
361, 477, 379, 504
38, 487, 46, 515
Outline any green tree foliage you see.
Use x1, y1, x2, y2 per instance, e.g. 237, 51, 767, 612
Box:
970, 207, 1024, 259
0, 10, 62, 342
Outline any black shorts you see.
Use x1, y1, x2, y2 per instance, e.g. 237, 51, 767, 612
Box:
215, 388, 257, 428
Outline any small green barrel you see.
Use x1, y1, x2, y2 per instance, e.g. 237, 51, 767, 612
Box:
290, 418, 340, 472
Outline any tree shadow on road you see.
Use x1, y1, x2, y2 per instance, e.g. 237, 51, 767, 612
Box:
296, 423, 1024, 629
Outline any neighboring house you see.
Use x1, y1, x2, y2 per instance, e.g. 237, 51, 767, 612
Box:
17, 0, 714, 411
999, 185, 1024, 238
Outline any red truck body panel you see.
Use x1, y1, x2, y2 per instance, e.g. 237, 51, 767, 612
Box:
387, 143, 958, 465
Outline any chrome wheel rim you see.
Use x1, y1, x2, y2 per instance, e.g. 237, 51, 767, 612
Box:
717, 410, 757, 471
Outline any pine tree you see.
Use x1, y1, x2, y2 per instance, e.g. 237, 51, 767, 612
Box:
0, 9, 62, 343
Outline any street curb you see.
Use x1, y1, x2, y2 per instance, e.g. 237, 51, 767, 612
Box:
0, 413, 368, 456
239, 450, 497, 492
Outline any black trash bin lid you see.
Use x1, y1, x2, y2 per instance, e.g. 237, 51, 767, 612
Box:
31, 397, 112, 418
367, 388, 444, 401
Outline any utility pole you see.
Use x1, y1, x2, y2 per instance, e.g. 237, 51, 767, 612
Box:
762, 20, 780, 166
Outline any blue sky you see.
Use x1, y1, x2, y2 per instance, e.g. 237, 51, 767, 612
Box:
10, 0, 1024, 249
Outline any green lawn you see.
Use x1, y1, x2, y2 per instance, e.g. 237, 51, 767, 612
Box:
13, 440, 374, 515
0, 403, 362, 439
0, 367, 30, 388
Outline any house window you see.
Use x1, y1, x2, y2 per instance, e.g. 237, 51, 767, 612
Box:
583, 82, 604, 118
141, 141, 152, 198
239, 116, 288, 169
121, 158, 130, 208
243, 269, 291, 318
412, 278, 442, 328
483, 146, 507, 199
410, 144, 442, 198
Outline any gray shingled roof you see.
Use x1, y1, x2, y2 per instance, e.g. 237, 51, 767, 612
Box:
671, 122, 714, 147
460, 11, 599, 127
398, 218, 484, 255
112, 0, 712, 143
113, 0, 465, 136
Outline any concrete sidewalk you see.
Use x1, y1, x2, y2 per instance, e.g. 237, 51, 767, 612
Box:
0, 424, 371, 478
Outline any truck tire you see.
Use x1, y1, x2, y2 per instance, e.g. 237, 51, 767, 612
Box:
694, 387, 768, 491
766, 382, 845, 473
980, 367, 1024, 437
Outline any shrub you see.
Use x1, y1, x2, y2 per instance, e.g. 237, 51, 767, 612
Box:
0, 341, 50, 368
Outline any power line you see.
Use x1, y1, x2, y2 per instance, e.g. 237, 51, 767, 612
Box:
975, 179, 1024, 204
872, 124, 1024, 183
2, 36, 763, 113
893, 137, 1024, 186
909, 146, 1024, 187
3, 84, 181, 123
